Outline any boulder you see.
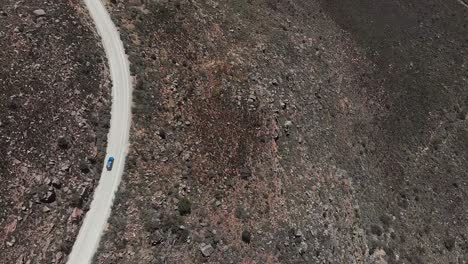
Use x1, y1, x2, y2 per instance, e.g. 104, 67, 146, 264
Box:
33, 9, 46, 16
200, 243, 214, 257
40, 189, 56, 203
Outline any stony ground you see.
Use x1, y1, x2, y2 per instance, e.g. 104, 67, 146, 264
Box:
94, 0, 467, 263
0, 1, 109, 263
320, 1, 468, 263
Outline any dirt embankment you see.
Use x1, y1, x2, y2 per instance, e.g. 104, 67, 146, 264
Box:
0, 1, 109, 263
96, 0, 467, 263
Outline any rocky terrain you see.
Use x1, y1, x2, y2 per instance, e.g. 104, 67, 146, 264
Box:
94, 0, 468, 263
0, 1, 109, 263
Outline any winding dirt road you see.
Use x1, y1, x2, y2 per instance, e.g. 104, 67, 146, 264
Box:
67, 0, 132, 263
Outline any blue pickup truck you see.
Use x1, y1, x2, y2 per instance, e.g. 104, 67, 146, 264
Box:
106, 157, 115, 171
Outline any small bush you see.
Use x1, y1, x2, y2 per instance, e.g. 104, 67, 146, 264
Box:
59, 239, 74, 254
161, 214, 184, 233
241, 230, 251, 243
178, 197, 192, 216
69, 193, 83, 208
57, 137, 70, 149
142, 210, 161, 233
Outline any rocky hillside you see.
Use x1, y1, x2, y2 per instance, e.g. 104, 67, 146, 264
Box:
0, 1, 109, 263
95, 0, 467, 263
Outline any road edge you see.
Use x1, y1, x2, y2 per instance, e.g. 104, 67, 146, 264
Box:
67, 0, 132, 263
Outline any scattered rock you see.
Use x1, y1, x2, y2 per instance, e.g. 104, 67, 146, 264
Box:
42, 206, 51, 213
33, 9, 46, 16
298, 241, 308, 255
6, 236, 16, 247
295, 229, 303, 238
20, 166, 28, 174
200, 243, 214, 257
369, 248, 387, 264
5, 219, 17, 234
51, 177, 61, 189
280, 101, 287, 109
54, 252, 63, 263
70, 207, 83, 221
15, 254, 24, 264
40, 189, 56, 203
43, 177, 52, 185
247, 94, 257, 103
273, 130, 280, 140
59, 162, 71, 172
284, 120, 293, 128
241, 230, 251, 243
181, 151, 191, 161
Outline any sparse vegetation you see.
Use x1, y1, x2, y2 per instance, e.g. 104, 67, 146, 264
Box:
177, 197, 192, 216
96, 0, 467, 263
0, 1, 109, 263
